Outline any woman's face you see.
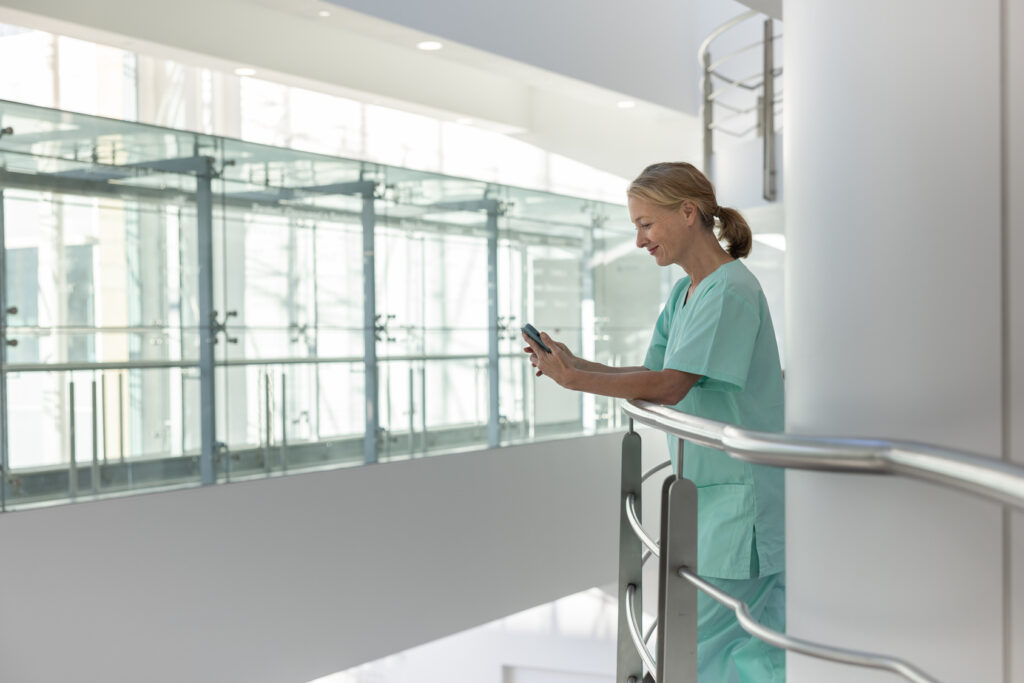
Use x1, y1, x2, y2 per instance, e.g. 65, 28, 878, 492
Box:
628, 195, 695, 267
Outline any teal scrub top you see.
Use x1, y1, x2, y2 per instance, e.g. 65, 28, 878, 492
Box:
643, 260, 785, 580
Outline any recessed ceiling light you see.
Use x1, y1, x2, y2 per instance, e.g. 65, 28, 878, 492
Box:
617, 100, 636, 109
234, 67, 257, 77
455, 117, 475, 125
417, 40, 444, 51
318, 10, 331, 17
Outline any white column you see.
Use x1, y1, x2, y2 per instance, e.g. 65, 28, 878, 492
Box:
784, 1, 1016, 681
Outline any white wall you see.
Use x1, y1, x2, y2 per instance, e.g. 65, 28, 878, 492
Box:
785, 1, 1016, 681
0, 430, 668, 683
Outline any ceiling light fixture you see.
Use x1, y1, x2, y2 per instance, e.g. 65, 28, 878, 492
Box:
617, 100, 636, 109
318, 10, 331, 17
417, 40, 444, 51
455, 117, 475, 125
234, 67, 257, 77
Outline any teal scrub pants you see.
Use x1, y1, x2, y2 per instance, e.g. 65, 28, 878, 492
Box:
697, 571, 786, 682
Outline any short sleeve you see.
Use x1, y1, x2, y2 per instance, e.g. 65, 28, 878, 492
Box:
662, 284, 759, 392
643, 279, 687, 371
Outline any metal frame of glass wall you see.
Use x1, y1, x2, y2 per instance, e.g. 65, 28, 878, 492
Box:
0, 99, 662, 510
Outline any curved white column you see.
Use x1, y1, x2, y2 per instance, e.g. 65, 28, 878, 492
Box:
784, 1, 1014, 681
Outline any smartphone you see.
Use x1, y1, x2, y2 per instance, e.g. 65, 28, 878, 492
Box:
521, 323, 552, 353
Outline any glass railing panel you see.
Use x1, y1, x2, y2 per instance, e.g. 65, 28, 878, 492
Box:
0, 98, 680, 512
4, 366, 202, 506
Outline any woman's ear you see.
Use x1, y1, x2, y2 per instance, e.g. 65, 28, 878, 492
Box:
679, 200, 698, 227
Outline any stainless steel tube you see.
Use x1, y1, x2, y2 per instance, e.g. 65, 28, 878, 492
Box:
625, 583, 657, 678
679, 568, 938, 683
623, 400, 1024, 510
642, 460, 672, 483
626, 493, 660, 558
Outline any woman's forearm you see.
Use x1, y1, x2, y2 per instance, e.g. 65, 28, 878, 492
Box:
574, 358, 648, 374
564, 367, 700, 404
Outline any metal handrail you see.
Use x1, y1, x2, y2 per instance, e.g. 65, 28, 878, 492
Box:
708, 36, 783, 72
707, 68, 783, 101
678, 568, 938, 683
642, 460, 672, 483
625, 584, 657, 675
622, 460, 944, 682
625, 493, 659, 558
624, 399, 1024, 510
623, 484, 942, 683
697, 9, 759, 63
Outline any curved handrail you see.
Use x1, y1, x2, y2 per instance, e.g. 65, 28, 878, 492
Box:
698, 9, 759, 64
625, 584, 657, 675
624, 399, 1024, 510
708, 35, 783, 72
678, 568, 939, 683
622, 462, 943, 682
642, 460, 672, 483
625, 493, 660, 558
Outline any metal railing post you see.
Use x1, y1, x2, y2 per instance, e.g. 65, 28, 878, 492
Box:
196, 157, 217, 485
486, 205, 500, 448
656, 475, 699, 682
68, 380, 77, 498
617, 423, 644, 682
91, 379, 99, 494
280, 372, 288, 473
362, 185, 379, 464
762, 18, 777, 201
703, 52, 714, 179
0, 189, 8, 511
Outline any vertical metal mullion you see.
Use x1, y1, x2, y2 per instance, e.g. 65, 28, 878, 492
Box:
279, 372, 288, 473
582, 221, 596, 433
762, 19, 777, 201
91, 379, 99, 494
0, 190, 8, 511
312, 221, 321, 443
118, 373, 125, 462
486, 206, 500, 448
196, 159, 217, 485
68, 380, 77, 499
521, 243, 531, 440
408, 366, 415, 456
362, 188, 379, 464
263, 370, 272, 475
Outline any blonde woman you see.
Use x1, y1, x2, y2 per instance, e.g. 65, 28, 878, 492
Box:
524, 162, 785, 681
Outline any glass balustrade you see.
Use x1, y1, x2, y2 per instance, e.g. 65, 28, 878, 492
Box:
0, 98, 659, 510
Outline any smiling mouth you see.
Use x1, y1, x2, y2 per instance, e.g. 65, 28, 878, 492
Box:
648, 246, 659, 255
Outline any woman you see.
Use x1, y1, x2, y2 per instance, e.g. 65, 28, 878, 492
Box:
524, 162, 785, 682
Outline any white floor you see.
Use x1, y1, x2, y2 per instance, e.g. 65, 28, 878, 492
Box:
313, 588, 618, 683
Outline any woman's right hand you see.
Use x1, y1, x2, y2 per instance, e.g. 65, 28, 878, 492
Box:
549, 340, 581, 369
522, 332, 582, 374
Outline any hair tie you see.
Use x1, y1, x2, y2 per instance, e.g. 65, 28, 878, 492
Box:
714, 205, 723, 217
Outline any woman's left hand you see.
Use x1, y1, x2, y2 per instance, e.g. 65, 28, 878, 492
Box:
523, 330, 577, 388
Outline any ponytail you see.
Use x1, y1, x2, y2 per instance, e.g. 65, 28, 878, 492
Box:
716, 206, 752, 259
629, 163, 754, 258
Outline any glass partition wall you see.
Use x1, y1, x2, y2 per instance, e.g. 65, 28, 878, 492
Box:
0, 99, 660, 510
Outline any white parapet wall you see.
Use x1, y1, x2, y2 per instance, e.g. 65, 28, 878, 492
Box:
0, 429, 668, 683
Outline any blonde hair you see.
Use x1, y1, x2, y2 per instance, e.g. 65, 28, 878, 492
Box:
628, 162, 752, 259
